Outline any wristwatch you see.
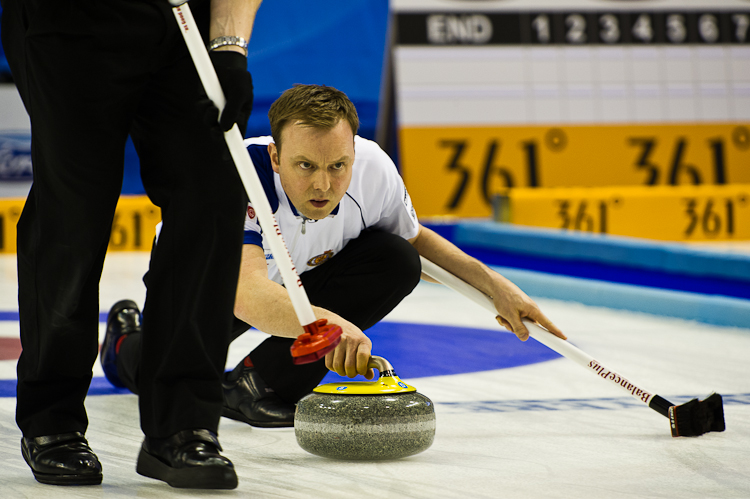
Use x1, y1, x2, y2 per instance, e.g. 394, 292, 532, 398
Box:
207, 36, 248, 55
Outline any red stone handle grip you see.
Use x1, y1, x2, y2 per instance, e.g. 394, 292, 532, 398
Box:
290, 319, 343, 365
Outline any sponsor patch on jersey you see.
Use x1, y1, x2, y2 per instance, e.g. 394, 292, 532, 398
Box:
307, 250, 334, 267
247, 205, 256, 220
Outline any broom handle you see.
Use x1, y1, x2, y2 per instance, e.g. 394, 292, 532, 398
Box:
419, 256, 673, 417
172, 2, 316, 327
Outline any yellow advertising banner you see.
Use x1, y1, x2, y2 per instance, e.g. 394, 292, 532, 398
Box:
501, 184, 750, 241
107, 196, 161, 252
0, 196, 160, 254
400, 123, 750, 218
0, 198, 22, 254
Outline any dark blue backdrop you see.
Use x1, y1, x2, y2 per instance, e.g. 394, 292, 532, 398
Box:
0, 5, 9, 80
0, 1, 390, 194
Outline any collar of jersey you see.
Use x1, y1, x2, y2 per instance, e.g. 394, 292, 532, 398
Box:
286, 193, 340, 219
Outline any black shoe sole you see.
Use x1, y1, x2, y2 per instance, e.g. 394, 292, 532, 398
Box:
23, 454, 102, 486
221, 406, 294, 428
31, 471, 103, 486
136, 447, 238, 489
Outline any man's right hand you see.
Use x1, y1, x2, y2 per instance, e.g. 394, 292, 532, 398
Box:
323, 316, 373, 380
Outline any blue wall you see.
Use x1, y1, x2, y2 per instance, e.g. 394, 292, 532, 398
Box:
244, 1, 389, 141
0, 1, 391, 194
441, 221, 750, 328
0, 5, 9, 79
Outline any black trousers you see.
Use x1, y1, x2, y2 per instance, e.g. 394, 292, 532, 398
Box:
118, 230, 423, 404
3, 0, 246, 438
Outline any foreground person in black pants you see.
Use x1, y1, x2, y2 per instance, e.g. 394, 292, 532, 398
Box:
2, 0, 261, 489
102, 85, 565, 430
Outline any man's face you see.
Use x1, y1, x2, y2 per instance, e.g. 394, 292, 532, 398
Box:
269, 119, 355, 220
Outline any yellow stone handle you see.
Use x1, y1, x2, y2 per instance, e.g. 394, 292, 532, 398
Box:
367, 356, 394, 375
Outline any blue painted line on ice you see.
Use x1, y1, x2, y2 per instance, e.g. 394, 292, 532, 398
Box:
0, 377, 131, 398
0, 312, 109, 322
437, 393, 750, 413
0, 312, 18, 321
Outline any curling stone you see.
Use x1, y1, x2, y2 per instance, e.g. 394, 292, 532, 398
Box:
294, 356, 435, 460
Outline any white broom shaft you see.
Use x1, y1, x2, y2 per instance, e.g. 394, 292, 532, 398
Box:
172, 4, 316, 326
419, 256, 658, 407
419, 257, 588, 364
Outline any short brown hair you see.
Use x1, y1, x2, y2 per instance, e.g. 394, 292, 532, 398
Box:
268, 84, 359, 151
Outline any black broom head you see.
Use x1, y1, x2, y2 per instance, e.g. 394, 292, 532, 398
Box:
669, 393, 725, 437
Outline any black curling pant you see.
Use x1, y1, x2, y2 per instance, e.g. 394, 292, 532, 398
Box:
246, 230, 423, 403
4, 0, 246, 439
118, 230, 423, 404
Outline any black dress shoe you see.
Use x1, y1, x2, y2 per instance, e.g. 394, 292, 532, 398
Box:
101, 299, 142, 388
22, 432, 102, 485
222, 358, 295, 428
136, 429, 237, 489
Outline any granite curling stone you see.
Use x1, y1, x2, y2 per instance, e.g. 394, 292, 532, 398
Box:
294, 356, 435, 460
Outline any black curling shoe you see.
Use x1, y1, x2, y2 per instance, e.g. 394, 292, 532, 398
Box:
222, 359, 296, 428
22, 432, 103, 485
101, 299, 141, 388
136, 429, 237, 489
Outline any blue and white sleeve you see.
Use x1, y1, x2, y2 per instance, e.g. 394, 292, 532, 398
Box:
243, 203, 263, 246
369, 145, 420, 240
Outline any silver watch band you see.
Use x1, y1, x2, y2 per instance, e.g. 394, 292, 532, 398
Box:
207, 36, 249, 55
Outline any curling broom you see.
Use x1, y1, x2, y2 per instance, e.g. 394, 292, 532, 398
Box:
419, 256, 725, 437
170, 0, 339, 364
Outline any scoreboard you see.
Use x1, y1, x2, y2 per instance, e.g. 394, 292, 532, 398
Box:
397, 10, 750, 46
391, 0, 750, 222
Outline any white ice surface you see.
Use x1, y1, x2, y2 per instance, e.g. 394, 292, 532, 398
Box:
0, 253, 748, 498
